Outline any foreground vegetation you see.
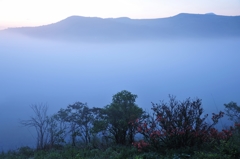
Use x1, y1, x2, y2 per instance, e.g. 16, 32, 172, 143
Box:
1, 90, 240, 159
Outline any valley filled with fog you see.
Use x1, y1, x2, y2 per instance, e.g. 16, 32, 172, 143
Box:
0, 33, 240, 151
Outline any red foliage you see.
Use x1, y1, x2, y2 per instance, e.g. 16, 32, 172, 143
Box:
132, 96, 237, 152
132, 140, 149, 151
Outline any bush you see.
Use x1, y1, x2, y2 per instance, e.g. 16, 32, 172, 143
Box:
17, 146, 34, 158
133, 95, 226, 153
214, 135, 240, 158
193, 151, 231, 159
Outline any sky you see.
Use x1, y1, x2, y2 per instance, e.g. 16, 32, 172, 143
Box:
0, 0, 240, 30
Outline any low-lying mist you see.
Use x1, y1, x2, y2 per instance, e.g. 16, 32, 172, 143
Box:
0, 34, 240, 151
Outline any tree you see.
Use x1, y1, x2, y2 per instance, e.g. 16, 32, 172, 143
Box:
57, 102, 94, 146
224, 102, 240, 123
45, 114, 67, 149
96, 90, 144, 145
20, 104, 49, 150
224, 101, 240, 139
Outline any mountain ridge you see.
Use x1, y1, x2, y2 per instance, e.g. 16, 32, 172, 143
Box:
2, 13, 240, 42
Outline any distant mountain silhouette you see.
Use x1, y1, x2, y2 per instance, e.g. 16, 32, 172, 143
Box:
2, 13, 240, 42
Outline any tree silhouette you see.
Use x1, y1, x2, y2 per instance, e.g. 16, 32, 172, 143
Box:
20, 104, 49, 150
95, 90, 144, 145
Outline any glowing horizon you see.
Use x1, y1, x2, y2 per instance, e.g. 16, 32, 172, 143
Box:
0, 0, 240, 30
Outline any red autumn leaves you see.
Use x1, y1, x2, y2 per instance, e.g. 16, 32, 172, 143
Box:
131, 96, 239, 152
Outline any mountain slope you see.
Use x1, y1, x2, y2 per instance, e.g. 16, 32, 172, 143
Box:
2, 13, 240, 42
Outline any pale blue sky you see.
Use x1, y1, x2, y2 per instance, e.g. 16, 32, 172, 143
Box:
0, 0, 240, 30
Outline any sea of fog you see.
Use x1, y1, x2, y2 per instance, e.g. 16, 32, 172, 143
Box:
0, 35, 240, 151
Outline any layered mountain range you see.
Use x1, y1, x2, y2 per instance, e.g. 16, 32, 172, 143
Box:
2, 13, 240, 42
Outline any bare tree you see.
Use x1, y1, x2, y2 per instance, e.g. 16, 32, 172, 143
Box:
20, 104, 49, 150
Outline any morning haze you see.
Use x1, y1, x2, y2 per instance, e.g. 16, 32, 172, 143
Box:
0, 13, 240, 151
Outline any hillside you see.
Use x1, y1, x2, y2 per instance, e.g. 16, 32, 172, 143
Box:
2, 13, 240, 42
